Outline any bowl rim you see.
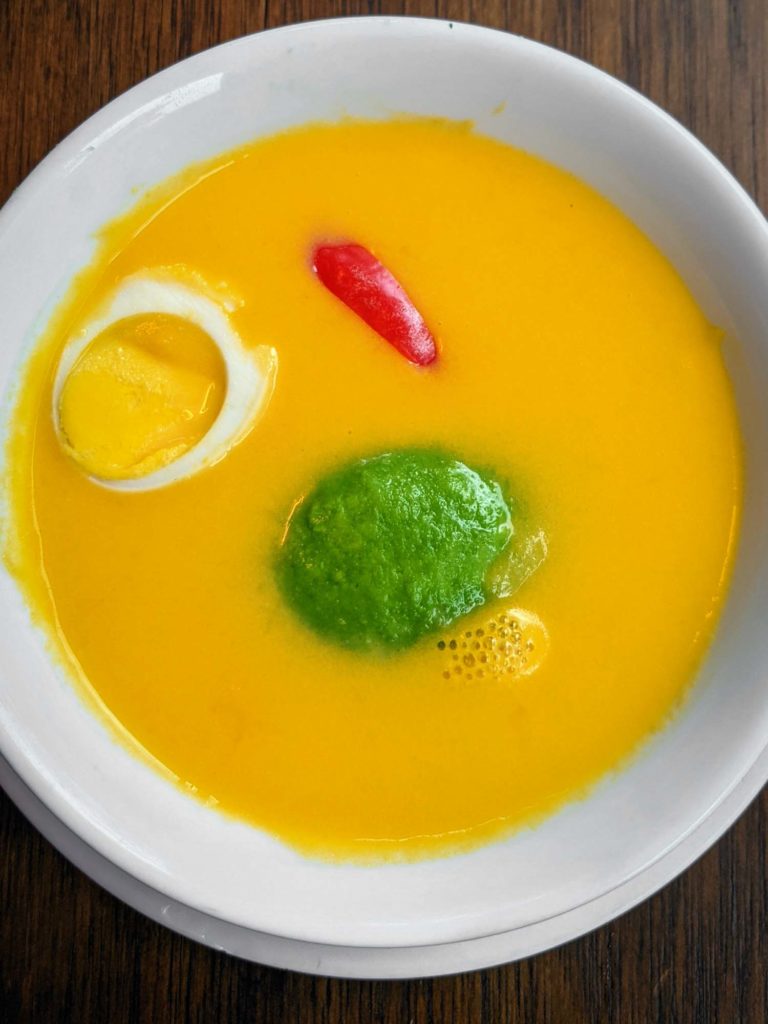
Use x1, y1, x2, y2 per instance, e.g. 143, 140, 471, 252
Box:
1, 15, 768, 952
3, 744, 767, 978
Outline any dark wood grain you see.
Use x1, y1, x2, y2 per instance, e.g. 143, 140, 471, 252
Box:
1, 1, 767, 1021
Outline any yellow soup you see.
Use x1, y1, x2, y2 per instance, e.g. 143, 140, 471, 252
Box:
3, 119, 742, 861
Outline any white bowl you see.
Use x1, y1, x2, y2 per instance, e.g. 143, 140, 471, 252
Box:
1, 17, 767, 967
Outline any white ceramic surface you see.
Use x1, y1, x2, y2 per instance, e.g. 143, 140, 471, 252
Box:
1, 18, 767, 965
3, 745, 765, 980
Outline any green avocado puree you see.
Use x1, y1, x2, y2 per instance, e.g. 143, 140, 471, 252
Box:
276, 449, 517, 652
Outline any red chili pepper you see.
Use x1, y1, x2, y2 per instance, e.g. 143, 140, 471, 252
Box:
312, 243, 438, 366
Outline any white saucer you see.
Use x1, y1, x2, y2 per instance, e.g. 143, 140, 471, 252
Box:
2, 748, 763, 979
3, 19, 768, 971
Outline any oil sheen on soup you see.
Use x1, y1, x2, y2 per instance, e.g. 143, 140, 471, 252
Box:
3, 119, 742, 861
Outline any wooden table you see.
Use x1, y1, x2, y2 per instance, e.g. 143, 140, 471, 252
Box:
1, 2, 766, 1020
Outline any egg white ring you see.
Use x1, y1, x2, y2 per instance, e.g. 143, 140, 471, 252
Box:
52, 275, 277, 491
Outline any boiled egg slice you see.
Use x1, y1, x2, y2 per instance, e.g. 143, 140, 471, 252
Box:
52, 271, 277, 491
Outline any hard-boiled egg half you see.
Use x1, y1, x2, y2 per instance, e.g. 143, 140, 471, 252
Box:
52, 270, 277, 490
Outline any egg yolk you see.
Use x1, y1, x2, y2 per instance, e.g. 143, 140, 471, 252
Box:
57, 312, 226, 480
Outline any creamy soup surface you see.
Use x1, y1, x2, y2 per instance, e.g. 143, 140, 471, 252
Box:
4, 120, 742, 860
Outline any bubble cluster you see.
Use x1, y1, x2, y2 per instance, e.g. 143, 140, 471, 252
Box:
437, 608, 549, 682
